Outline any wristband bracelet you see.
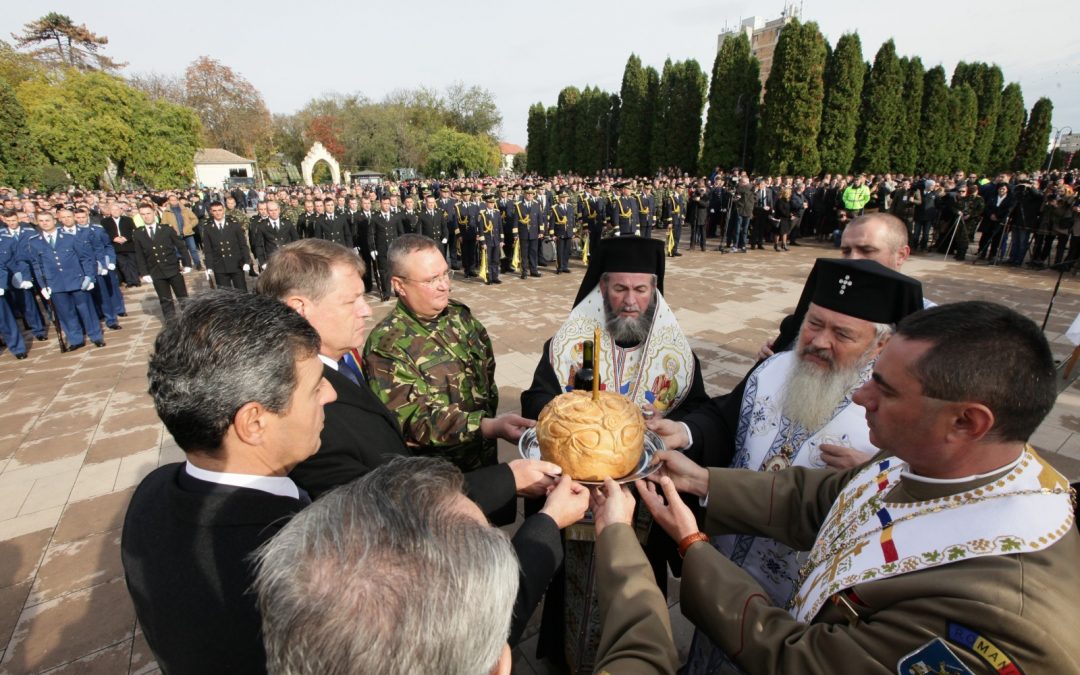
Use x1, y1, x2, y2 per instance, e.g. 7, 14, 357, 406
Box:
677, 532, 709, 558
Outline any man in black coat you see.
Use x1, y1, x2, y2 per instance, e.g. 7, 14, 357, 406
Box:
102, 202, 140, 286
133, 202, 191, 320
366, 195, 401, 301
418, 194, 449, 258
251, 200, 299, 270
316, 197, 352, 246
202, 201, 253, 291
122, 290, 334, 675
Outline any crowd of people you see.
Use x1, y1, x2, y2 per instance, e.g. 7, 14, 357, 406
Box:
3, 166, 1078, 362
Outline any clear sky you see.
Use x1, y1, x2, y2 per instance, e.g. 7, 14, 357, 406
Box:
7, 1, 1079, 149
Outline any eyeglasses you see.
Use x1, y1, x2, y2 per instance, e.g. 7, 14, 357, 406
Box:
398, 270, 454, 289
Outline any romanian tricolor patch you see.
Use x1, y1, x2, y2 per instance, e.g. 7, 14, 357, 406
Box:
947, 622, 1024, 675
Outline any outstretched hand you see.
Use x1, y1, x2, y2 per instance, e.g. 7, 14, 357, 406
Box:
508, 458, 562, 498
539, 475, 590, 529
480, 413, 535, 443
636, 476, 698, 543
590, 477, 635, 536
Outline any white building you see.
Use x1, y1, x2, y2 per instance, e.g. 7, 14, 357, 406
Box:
194, 148, 256, 189
499, 142, 525, 176
716, 2, 800, 91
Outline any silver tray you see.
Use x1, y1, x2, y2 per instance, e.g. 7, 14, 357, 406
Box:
517, 427, 665, 485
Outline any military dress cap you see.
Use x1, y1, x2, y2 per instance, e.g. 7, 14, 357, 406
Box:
524, 186, 537, 193
573, 236, 665, 307
803, 258, 923, 325
483, 194, 496, 202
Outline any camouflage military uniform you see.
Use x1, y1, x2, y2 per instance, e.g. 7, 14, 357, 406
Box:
362, 299, 498, 472
953, 193, 985, 260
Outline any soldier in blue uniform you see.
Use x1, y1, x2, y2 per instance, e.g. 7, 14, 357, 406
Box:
547, 189, 576, 274
477, 194, 502, 285
437, 189, 459, 270
25, 211, 105, 349
1, 209, 48, 340
578, 182, 607, 250
662, 186, 686, 257
0, 231, 28, 358
610, 182, 640, 236
134, 202, 192, 320
513, 187, 544, 279
73, 208, 123, 330
202, 202, 252, 291
453, 189, 477, 277
637, 183, 656, 239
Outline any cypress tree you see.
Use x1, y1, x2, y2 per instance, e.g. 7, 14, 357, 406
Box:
700, 32, 759, 172
918, 66, 952, 175
989, 83, 1025, 173
756, 19, 827, 176
948, 84, 978, 172
553, 86, 581, 173
544, 106, 557, 175
615, 54, 649, 176
856, 39, 904, 173
817, 33, 864, 175
650, 59, 675, 173
0, 76, 40, 186
953, 63, 1003, 173
666, 60, 707, 174
642, 65, 660, 176
1014, 97, 1053, 172
526, 103, 548, 174
892, 56, 924, 175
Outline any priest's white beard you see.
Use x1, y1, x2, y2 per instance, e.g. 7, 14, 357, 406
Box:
780, 345, 873, 432
604, 294, 657, 344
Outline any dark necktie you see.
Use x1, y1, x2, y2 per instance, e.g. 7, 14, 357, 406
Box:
338, 356, 363, 386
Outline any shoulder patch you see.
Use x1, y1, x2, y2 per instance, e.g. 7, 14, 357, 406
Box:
947, 622, 1024, 675
897, 637, 973, 675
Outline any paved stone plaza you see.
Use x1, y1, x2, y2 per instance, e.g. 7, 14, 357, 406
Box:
0, 237, 1077, 674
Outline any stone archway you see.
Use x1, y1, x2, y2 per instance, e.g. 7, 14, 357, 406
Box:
300, 142, 341, 186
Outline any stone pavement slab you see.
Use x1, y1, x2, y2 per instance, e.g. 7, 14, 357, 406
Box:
0, 237, 1076, 673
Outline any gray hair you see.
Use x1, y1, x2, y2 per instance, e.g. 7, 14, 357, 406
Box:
388, 233, 439, 278
256, 239, 366, 303
253, 457, 519, 675
147, 290, 320, 454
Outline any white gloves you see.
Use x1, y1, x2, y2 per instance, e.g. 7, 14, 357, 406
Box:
41, 288, 51, 300
261, 263, 268, 270
141, 275, 152, 283
107, 263, 115, 271
98, 264, 108, 276
242, 264, 250, 272
370, 251, 378, 259
205, 271, 212, 281
441, 238, 447, 244
182, 267, 192, 274
19, 281, 32, 290
81, 276, 94, 291
0, 288, 5, 297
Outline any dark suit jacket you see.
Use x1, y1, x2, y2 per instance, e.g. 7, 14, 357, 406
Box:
202, 220, 252, 274
419, 209, 448, 243
121, 463, 302, 674
133, 224, 191, 279
292, 365, 517, 522
102, 216, 136, 253
252, 219, 299, 266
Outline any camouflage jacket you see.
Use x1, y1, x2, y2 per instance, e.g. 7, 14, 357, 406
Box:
363, 299, 498, 471
958, 194, 985, 222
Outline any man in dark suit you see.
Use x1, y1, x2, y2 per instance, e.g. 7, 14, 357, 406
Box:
122, 290, 335, 674
418, 194, 449, 258
513, 187, 544, 278
102, 202, 140, 286
350, 197, 374, 291
251, 200, 299, 270
366, 195, 401, 301
547, 189, 576, 273
202, 201, 252, 291
133, 202, 191, 320
316, 197, 351, 246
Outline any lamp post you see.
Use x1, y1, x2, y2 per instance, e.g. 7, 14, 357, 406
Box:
1045, 126, 1073, 172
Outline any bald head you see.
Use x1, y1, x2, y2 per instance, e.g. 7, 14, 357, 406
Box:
840, 213, 910, 270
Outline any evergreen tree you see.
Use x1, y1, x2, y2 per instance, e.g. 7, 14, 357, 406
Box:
953, 63, 1003, 173
650, 59, 675, 173
701, 32, 760, 172
947, 83, 978, 172
525, 102, 548, 174
855, 39, 904, 173
0, 76, 41, 186
544, 106, 557, 175
553, 86, 581, 173
892, 56, 924, 175
756, 19, 827, 175
615, 54, 649, 176
817, 33, 864, 175
989, 83, 1025, 173
1014, 97, 1053, 172
918, 66, 952, 174
642, 66, 660, 175
669, 59, 707, 174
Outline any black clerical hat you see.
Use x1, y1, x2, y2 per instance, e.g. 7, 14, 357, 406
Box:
573, 236, 665, 307
806, 258, 923, 324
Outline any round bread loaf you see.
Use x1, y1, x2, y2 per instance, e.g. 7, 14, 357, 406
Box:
536, 390, 644, 481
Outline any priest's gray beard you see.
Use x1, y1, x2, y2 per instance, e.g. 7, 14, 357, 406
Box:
604, 294, 658, 344
780, 345, 874, 432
